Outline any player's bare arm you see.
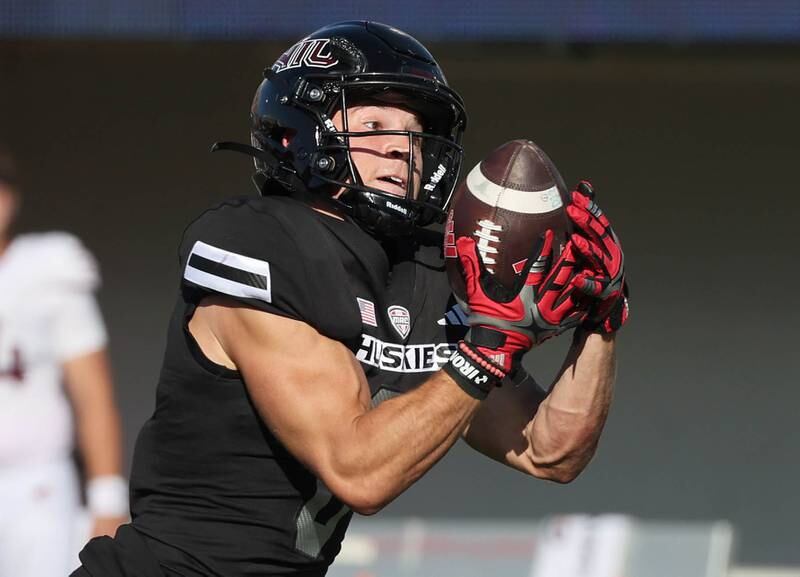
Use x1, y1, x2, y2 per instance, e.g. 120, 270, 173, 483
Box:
63, 349, 128, 535
459, 179, 628, 483
64, 350, 122, 479
190, 295, 481, 515
464, 331, 615, 483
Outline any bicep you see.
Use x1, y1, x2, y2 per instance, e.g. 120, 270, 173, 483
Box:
62, 349, 116, 413
207, 299, 371, 478
54, 290, 113, 409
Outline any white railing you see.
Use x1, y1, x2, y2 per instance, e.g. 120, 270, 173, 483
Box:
328, 515, 748, 577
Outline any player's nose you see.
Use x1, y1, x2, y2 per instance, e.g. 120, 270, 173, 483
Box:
383, 134, 413, 162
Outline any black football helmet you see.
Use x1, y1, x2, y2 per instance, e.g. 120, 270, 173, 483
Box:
216, 21, 467, 237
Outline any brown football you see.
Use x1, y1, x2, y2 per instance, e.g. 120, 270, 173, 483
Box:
444, 139, 571, 305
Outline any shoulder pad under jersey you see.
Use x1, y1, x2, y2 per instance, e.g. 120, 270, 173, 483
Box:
13, 232, 100, 292
179, 196, 354, 335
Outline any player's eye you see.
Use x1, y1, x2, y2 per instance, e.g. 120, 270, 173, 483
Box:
363, 120, 379, 130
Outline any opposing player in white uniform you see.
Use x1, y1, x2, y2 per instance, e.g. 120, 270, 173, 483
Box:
0, 147, 128, 576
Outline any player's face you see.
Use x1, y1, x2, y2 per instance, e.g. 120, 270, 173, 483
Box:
332, 104, 424, 199
0, 182, 17, 241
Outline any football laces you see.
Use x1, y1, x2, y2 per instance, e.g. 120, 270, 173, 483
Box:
473, 219, 502, 271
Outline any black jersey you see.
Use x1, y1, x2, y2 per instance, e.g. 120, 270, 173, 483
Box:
127, 196, 467, 577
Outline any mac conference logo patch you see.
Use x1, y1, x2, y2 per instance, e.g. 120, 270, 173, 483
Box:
387, 305, 411, 339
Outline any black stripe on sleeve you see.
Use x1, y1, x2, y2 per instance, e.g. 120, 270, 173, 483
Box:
188, 253, 270, 290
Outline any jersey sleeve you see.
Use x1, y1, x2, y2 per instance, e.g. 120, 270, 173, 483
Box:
52, 292, 108, 361
28, 232, 108, 360
179, 198, 319, 328
37, 232, 101, 292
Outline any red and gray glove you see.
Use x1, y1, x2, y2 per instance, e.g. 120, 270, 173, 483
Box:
443, 231, 588, 399
567, 181, 629, 334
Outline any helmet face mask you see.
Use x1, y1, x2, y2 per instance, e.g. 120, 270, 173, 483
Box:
247, 21, 467, 237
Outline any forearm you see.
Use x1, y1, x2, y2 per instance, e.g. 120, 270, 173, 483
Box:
525, 330, 616, 481
232, 311, 482, 515
65, 350, 124, 478
75, 398, 129, 524
333, 370, 479, 513
74, 396, 124, 478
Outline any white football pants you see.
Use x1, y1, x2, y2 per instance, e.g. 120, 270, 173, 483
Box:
0, 459, 84, 577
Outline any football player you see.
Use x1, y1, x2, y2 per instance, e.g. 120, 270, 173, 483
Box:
0, 145, 127, 577
73, 21, 627, 577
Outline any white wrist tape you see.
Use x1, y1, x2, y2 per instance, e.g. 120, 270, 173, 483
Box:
87, 475, 129, 517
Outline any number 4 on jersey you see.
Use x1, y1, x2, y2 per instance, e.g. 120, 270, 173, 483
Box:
295, 480, 351, 558
0, 325, 25, 383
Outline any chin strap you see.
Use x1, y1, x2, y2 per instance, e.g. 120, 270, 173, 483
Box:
210, 141, 307, 195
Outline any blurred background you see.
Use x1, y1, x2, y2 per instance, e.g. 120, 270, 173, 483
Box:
1, 1, 799, 575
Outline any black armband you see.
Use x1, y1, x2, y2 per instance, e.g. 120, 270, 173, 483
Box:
443, 341, 504, 400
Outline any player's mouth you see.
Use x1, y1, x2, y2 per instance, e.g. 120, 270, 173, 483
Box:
374, 174, 407, 196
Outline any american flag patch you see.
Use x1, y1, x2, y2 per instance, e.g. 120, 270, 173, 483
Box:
357, 297, 378, 327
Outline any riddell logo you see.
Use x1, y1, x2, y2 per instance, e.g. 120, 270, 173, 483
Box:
423, 163, 447, 192
386, 201, 408, 215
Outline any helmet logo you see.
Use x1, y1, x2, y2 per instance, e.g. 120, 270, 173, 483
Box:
272, 38, 340, 73
386, 201, 409, 215
423, 163, 447, 193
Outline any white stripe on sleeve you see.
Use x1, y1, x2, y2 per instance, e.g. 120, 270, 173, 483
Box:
184, 240, 272, 303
